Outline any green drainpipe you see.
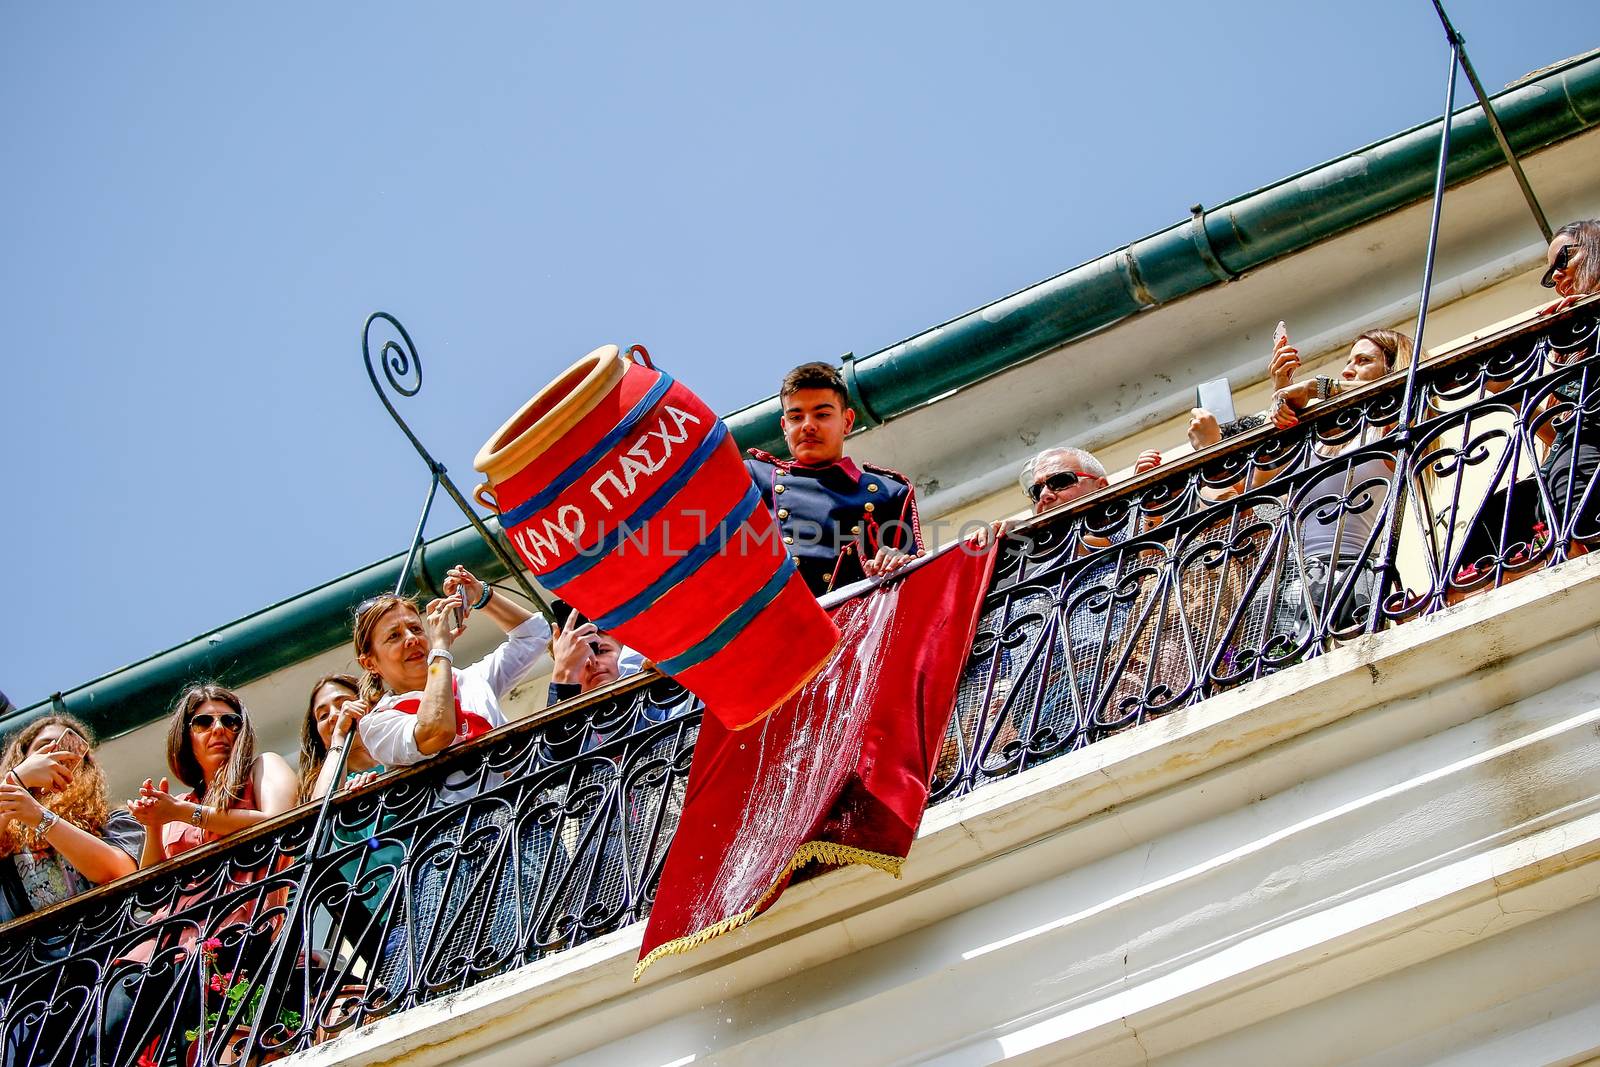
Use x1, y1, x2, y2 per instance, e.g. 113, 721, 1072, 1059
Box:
727, 51, 1600, 455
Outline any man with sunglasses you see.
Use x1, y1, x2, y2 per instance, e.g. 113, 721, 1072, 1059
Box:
745, 362, 922, 597
1022, 448, 1112, 515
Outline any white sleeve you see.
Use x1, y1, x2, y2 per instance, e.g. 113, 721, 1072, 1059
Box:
358, 704, 426, 768
463, 615, 553, 700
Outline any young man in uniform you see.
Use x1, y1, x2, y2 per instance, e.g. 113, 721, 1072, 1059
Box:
745, 362, 922, 597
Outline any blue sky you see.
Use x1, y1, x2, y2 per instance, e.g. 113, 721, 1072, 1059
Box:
3, 1, 1597, 709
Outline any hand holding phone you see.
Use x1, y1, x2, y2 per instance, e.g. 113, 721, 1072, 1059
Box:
51, 729, 89, 760
1195, 377, 1237, 426
1269, 321, 1300, 390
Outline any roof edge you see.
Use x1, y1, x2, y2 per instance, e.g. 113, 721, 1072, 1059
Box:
15, 50, 1600, 741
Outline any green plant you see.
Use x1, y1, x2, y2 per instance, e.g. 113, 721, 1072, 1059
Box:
184, 938, 302, 1044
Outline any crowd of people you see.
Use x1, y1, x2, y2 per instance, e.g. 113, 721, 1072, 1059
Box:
0, 222, 1594, 1060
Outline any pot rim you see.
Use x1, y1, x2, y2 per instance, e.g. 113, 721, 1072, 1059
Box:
473, 344, 629, 483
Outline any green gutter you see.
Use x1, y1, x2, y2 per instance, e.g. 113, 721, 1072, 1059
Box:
6, 525, 509, 741
12, 51, 1600, 744
728, 50, 1600, 454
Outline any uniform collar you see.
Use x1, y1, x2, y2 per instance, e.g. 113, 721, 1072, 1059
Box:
785, 455, 863, 481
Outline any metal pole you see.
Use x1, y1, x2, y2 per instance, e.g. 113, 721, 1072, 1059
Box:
244, 728, 355, 1062
396, 470, 441, 596
363, 312, 554, 622
1429, 0, 1553, 243
1365, 39, 1461, 640
1401, 39, 1460, 429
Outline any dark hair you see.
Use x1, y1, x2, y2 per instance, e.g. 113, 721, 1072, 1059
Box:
166, 684, 257, 809
297, 673, 361, 801
1355, 329, 1416, 371
779, 362, 850, 407
1553, 220, 1600, 294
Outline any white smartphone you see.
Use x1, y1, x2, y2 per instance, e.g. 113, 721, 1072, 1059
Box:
1195, 377, 1237, 425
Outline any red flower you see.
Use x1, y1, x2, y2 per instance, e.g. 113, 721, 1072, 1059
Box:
136, 1036, 162, 1067
201, 937, 223, 953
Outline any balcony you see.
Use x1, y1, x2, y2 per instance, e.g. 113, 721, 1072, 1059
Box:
3, 299, 1599, 1065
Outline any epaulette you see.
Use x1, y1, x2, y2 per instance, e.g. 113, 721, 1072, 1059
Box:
861, 461, 914, 489
745, 447, 786, 468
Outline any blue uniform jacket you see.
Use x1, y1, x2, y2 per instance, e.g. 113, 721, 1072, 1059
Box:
744, 448, 922, 596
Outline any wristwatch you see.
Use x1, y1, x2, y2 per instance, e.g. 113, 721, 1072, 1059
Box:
34, 809, 58, 837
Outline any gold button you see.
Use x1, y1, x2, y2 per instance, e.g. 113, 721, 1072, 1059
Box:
867, 483, 879, 493
777, 508, 789, 519
864, 502, 875, 513
783, 535, 794, 545
850, 525, 861, 534
774, 484, 785, 493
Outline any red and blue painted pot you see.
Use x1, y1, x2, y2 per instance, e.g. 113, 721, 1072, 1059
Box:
474, 344, 838, 729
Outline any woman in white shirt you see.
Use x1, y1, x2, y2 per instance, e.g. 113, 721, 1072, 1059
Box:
348, 565, 552, 993
354, 565, 550, 782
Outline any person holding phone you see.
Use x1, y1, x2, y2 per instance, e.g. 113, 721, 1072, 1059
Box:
544, 600, 646, 707
353, 564, 551, 779
0, 715, 141, 923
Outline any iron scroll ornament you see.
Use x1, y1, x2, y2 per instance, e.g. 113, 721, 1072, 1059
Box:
360, 311, 553, 618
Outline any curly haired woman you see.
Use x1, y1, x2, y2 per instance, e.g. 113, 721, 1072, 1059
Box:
0, 714, 141, 923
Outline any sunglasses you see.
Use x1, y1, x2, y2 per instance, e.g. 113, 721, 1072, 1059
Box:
1541, 243, 1578, 288
1026, 470, 1096, 504
189, 712, 243, 732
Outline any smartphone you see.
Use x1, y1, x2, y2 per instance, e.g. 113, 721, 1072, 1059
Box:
1273, 320, 1289, 348
1195, 377, 1237, 425
51, 728, 89, 764
450, 587, 468, 630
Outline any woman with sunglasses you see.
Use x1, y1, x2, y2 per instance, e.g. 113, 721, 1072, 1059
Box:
127, 684, 297, 866
0, 715, 140, 923
1534, 222, 1600, 548
1540, 220, 1600, 316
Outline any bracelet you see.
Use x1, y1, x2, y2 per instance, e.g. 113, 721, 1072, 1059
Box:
472, 584, 493, 610
34, 809, 58, 837
191, 804, 208, 829
427, 648, 454, 667
326, 744, 346, 755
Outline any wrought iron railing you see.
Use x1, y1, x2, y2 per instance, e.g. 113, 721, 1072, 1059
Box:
1, 301, 1595, 1065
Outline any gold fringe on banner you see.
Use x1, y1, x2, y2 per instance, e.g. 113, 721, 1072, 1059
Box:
633, 839, 904, 982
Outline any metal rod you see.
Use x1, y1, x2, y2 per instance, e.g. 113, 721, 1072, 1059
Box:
1401, 39, 1460, 429
396, 470, 441, 596
244, 725, 356, 1063
1367, 38, 1462, 638
362, 312, 554, 623
1429, 0, 1554, 243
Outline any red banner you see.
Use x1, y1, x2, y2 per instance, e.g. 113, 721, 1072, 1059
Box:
636, 540, 998, 979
